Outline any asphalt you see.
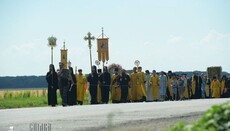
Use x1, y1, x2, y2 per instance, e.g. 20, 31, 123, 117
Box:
0, 98, 229, 131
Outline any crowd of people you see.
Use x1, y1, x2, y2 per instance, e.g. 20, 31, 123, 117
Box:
46, 62, 230, 107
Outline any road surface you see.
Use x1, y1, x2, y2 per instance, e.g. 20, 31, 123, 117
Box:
0, 98, 229, 131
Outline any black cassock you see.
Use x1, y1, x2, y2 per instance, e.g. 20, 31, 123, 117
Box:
68, 74, 77, 105
99, 71, 111, 104
119, 74, 130, 103
223, 79, 230, 98
87, 72, 98, 104
193, 75, 202, 99
46, 72, 58, 106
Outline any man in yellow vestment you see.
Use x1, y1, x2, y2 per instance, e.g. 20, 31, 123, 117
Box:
138, 66, 147, 101
167, 71, 173, 100
97, 69, 102, 104
149, 70, 160, 101
111, 67, 121, 103
182, 74, 189, 99
76, 69, 87, 105
211, 76, 221, 98
220, 76, 227, 97
130, 67, 145, 102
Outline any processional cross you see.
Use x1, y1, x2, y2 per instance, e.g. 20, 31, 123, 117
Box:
84, 32, 95, 71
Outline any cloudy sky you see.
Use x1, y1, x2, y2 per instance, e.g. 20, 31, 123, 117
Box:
0, 0, 229, 76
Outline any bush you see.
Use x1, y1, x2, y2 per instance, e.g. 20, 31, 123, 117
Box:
108, 63, 123, 74
23, 91, 31, 98
167, 102, 230, 131
3, 91, 14, 99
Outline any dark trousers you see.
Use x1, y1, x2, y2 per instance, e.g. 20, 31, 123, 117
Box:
101, 86, 110, 104
121, 86, 128, 103
89, 85, 98, 104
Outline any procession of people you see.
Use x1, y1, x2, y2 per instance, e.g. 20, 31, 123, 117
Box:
46, 63, 230, 107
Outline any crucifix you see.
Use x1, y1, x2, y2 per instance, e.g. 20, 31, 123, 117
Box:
84, 32, 95, 72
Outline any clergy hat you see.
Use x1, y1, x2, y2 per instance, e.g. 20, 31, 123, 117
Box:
92, 65, 97, 72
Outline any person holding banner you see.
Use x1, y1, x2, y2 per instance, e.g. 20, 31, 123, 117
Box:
58, 62, 69, 107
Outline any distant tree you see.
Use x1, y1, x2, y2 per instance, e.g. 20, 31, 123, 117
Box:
108, 63, 122, 74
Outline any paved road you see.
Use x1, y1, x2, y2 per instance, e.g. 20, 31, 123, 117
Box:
0, 98, 229, 131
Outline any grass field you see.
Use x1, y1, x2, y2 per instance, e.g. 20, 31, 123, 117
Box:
0, 89, 89, 109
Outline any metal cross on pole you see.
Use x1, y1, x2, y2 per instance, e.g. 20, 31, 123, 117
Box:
84, 32, 95, 72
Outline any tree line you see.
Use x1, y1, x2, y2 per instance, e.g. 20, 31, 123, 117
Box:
0, 76, 46, 89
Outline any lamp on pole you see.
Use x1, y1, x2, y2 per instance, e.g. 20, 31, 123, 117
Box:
134, 60, 140, 67
84, 32, 95, 72
95, 60, 100, 69
47, 36, 57, 64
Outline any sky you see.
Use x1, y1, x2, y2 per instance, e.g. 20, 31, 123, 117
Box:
0, 0, 229, 76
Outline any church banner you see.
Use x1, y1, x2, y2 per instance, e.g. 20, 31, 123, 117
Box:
97, 38, 109, 62
61, 49, 68, 68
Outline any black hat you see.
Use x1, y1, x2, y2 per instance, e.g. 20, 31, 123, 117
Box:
92, 65, 97, 71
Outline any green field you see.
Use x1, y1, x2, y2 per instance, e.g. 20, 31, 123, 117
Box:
0, 89, 89, 109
